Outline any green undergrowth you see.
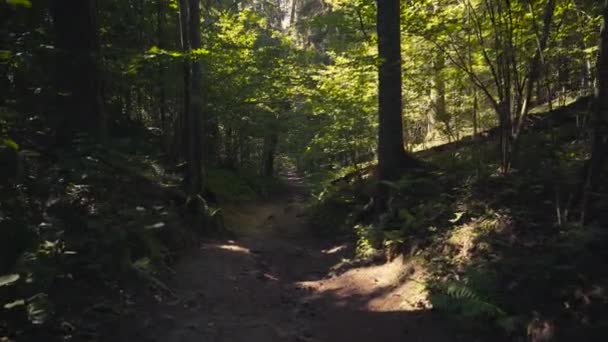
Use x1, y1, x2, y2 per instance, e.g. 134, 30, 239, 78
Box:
307, 176, 374, 237
207, 168, 286, 202
307, 99, 608, 340
0, 121, 210, 340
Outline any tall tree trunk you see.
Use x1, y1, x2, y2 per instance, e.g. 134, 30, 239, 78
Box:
432, 51, 451, 140
50, 0, 105, 144
157, 0, 169, 155
261, 133, 278, 177
289, 0, 298, 27
178, 0, 191, 165
187, 0, 205, 193
376, 0, 417, 185
205, 118, 219, 167
573, 0, 596, 97
581, 1, 608, 224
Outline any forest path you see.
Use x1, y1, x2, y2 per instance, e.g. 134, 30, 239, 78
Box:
118, 171, 457, 342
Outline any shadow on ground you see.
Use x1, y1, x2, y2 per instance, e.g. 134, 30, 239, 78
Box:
104, 171, 462, 342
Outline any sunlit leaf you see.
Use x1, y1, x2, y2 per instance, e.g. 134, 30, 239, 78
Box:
6, 0, 31, 7
2, 139, 19, 151
27, 293, 50, 325
145, 222, 166, 230
449, 212, 465, 223
0, 50, 12, 60
0, 274, 20, 287
4, 299, 25, 309
133, 257, 151, 270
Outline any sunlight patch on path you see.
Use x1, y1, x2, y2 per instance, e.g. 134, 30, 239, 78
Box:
298, 256, 432, 313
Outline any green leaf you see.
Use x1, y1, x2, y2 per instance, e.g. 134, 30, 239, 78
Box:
133, 257, 151, 270
0, 274, 20, 287
2, 139, 19, 151
0, 50, 12, 60
4, 299, 26, 309
449, 212, 465, 223
6, 0, 32, 7
27, 293, 50, 325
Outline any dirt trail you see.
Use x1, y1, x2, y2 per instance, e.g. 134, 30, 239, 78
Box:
114, 171, 457, 342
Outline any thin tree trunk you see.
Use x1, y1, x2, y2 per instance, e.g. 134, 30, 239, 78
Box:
178, 0, 191, 165
515, 0, 556, 139
546, 78, 554, 111
157, 0, 169, 155
261, 133, 278, 177
187, 0, 205, 193
432, 51, 449, 139
473, 91, 478, 137
573, 0, 596, 96
289, 0, 297, 27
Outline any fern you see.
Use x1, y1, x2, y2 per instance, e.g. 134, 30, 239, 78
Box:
431, 280, 506, 320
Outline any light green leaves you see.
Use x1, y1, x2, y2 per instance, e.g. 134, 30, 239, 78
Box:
6, 0, 31, 7
2, 293, 51, 326
450, 212, 465, 223
0, 50, 12, 60
146, 46, 184, 59
27, 293, 51, 325
4, 299, 25, 309
0, 274, 20, 287
2, 138, 19, 151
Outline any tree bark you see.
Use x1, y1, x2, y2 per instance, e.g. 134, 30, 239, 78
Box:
50, 0, 105, 144
187, 0, 205, 193
289, 0, 298, 27
581, 0, 608, 224
178, 0, 192, 167
376, 0, 417, 184
432, 51, 452, 140
157, 0, 169, 155
261, 133, 279, 177
515, 0, 556, 139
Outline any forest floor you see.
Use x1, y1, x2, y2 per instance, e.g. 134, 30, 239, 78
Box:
3, 99, 605, 341
108, 170, 459, 342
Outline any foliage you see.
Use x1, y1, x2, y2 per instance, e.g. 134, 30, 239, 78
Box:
2, 0, 608, 340
207, 168, 286, 202
430, 278, 505, 320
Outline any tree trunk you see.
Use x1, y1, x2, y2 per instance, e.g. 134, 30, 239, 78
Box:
261, 133, 278, 177
581, 1, 608, 224
472, 90, 478, 137
499, 100, 512, 173
289, 0, 298, 27
187, 0, 205, 193
178, 0, 191, 165
205, 118, 219, 167
515, 0, 556, 139
50, 0, 105, 144
432, 51, 450, 140
157, 0, 169, 156
573, 0, 596, 97
376, 0, 417, 185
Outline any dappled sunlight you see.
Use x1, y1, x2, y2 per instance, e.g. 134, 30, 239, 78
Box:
3, 0, 606, 340
445, 213, 505, 267
298, 255, 431, 312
